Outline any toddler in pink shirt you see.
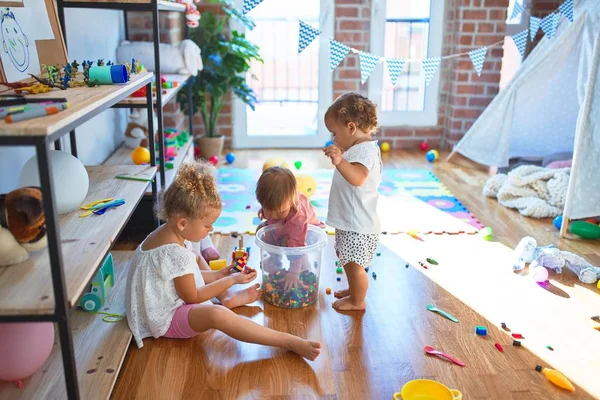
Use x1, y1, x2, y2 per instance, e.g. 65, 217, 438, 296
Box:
256, 167, 325, 288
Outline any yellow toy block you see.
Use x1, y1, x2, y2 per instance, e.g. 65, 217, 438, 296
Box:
209, 259, 227, 270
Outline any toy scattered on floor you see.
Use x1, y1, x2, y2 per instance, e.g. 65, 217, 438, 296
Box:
513, 340, 521, 347
263, 269, 319, 308
547, 345, 554, 351
495, 343, 504, 352
262, 158, 290, 171
570, 220, 600, 239
209, 259, 227, 270
479, 226, 493, 241
132, 146, 150, 165
475, 326, 487, 336
225, 152, 235, 164
295, 174, 317, 198
294, 160, 302, 170
426, 257, 438, 265
409, 232, 424, 242
553, 215, 563, 230
592, 316, 600, 323
380, 142, 390, 152
512, 333, 524, 339
335, 260, 339, 266
0, 187, 46, 267
372, 271, 377, 279
513, 237, 537, 271
325, 287, 331, 295
424, 345, 465, 367
501, 322, 511, 332
393, 379, 462, 400
336, 277, 341, 282
419, 261, 428, 269
535, 365, 575, 392
531, 266, 549, 282
419, 142, 429, 151
426, 304, 459, 323
80, 253, 114, 312
376, 252, 381, 257
336, 267, 343, 274
426, 149, 439, 162
529, 242, 600, 284
208, 155, 219, 166
405, 264, 409, 268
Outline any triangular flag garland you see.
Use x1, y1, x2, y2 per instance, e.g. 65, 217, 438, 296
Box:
510, 1, 524, 20
422, 58, 441, 87
469, 47, 488, 77
541, 12, 560, 39
298, 21, 320, 54
359, 51, 380, 84
559, 0, 574, 23
386, 58, 406, 86
242, 0, 264, 14
330, 40, 350, 71
530, 16, 542, 40
512, 29, 528, 57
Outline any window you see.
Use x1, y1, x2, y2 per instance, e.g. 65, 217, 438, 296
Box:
369, 0, 444, 126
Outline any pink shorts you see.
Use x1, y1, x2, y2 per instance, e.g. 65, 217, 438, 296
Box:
163, 304, 199, 339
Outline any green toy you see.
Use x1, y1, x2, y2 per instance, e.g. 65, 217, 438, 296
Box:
570, 221, 600, 239
80, 253, 115, 312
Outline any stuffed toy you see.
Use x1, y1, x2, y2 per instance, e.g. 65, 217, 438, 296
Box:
177, 0, 200, 28
117, 39, 203, 77
124, 109, 158, 149
0, 187, 47, 267
513, 236, 600, 284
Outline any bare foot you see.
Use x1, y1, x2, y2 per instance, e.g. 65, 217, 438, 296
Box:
332, 296, 366, 312
334, 288, 349, 299
287, 337, 322, 361
221, 284, 262, 309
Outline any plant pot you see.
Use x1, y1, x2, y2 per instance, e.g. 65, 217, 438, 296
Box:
195, 135, 224, 160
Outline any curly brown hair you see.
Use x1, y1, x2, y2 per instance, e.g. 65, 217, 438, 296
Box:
255, 166, 298, 212
325, 92, 379, 133
156, 161, 221, 220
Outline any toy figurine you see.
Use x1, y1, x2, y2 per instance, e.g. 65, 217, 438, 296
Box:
29, 74, 66, 90
97, 58, 105, 67
14, 84, 53, 94
0, 81, 30, 89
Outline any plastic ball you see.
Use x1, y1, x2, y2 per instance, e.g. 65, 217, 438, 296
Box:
479, 226, 493, 241
225, 152, 235, 164
208, 155, 219, 166
531, 266, 549, 283
325, 140, 335, 147
380, 142, 390, 152
262, 158, 290, 171
294, 160, 302, 170
426, 150, 437, 163
420, 142, 429, 151
131, 146, 150, 165
19, 150, 90, 214
0, 322, 54, 382
296, 175, 317, 198
553, 215, 563, 230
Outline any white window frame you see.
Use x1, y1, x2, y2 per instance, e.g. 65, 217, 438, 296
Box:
368, 0, 445, 127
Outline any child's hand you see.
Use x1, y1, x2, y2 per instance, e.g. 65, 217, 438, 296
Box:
284, 271, 300, 290
217, 264, 235, 278
323, 144, 343, 166
231, 270, 257, 284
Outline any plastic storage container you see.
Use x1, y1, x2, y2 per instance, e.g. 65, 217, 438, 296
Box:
255, 224, 327, 308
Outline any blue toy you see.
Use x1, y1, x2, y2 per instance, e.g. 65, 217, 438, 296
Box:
325, 140, 335, 147
475, 325, 488, 336
226, 152, 235, 164
426, 150, 438, 163
80, 253, 114, 312
553, 215, 563, 230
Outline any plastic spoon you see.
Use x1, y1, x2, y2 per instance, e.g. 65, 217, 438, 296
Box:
426, 304, 459, 322
424, 346, 466, 367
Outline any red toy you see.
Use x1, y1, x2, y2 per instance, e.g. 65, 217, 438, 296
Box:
420, 142, 429, 151
208, 155, 219, 166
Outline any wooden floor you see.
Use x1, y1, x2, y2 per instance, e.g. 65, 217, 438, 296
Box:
112, 149, 600, 400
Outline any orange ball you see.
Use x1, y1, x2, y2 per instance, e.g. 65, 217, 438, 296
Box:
131, 146, 150, 165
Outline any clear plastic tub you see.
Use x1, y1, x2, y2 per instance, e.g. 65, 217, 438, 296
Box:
255, 224, 327, 308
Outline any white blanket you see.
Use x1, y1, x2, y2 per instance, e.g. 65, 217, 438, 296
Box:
483, 165, 570, 218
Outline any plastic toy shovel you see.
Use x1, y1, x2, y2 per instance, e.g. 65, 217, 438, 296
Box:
424, 346, 465, 367
426, 304, 459, 323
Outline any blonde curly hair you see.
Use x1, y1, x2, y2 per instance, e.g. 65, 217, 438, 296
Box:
255, 166, 298, 212
156, 161, 221, 220
325, 92, 379, 133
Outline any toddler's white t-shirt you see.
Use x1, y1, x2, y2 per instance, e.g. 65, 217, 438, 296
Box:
326, 141, 382, 234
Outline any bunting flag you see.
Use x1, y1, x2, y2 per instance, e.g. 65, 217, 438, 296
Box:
386, 58, 406, 86
358, 51, 380, 84
242, 0, 264, 14
298, 21, 320, 54
330, 40, 350, 71
510, 1, 524, 20
422, 57, 441, 87
513, 29, 528, 57
469, 47, 488, 77
559, 0, 574, 23
530, 16, 542, 40
541, 12, 560, 39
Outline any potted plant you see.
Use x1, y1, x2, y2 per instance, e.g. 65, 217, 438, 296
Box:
178, 0, 262, 160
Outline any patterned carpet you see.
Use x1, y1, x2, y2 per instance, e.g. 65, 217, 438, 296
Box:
214, 168, 484, 234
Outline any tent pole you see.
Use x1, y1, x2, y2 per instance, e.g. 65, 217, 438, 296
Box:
446, 150, 456, 162
560, 216, 570, 237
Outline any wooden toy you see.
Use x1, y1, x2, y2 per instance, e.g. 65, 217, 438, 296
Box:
80, 253, 114, 312
232, 237, 249, 260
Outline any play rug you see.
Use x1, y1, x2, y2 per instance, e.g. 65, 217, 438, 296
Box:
214, 168, 484, 234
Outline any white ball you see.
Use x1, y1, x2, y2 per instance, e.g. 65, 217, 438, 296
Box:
19, 151, 89, 215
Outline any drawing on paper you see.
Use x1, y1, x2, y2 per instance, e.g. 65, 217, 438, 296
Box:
1, 9, 29, 73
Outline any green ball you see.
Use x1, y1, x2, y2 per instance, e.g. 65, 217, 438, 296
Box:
336, 267, 343, 274
294, 160, 302, 170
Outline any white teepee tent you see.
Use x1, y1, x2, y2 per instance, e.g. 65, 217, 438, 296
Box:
451, 0, 600, 235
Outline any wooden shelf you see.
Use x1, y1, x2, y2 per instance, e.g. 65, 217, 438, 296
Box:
0, 166, 155, 315
104, 134, 194, 194
0, 72, 153, 138
117, 74, 191, 107
0, 251, 134, 400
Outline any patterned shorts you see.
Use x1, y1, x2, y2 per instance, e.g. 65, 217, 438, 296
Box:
334, 229, 380, 269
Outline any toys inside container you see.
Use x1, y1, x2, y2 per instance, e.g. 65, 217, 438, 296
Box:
255, 225, 327, 309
